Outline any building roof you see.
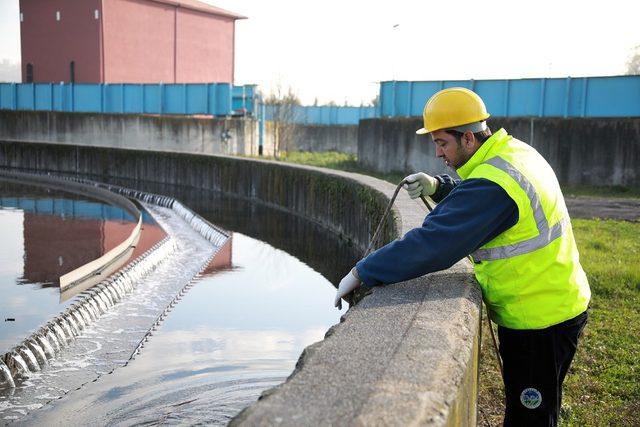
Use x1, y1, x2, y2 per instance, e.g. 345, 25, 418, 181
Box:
149, 0, 247, 19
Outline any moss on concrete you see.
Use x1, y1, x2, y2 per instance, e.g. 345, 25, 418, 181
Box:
0, 140, 398, 253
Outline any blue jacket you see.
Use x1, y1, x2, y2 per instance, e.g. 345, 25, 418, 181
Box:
356, 175, 518, 287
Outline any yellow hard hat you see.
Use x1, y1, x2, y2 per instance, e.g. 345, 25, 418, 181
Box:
416, 87, 490, 135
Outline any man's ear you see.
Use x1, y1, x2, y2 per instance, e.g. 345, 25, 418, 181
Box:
463, 131, 475, 147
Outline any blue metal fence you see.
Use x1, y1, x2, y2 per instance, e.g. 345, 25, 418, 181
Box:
4, 76, 638, 123
379, 75, 640, 118
263, 105, 376, 125
0, 82, 256, 116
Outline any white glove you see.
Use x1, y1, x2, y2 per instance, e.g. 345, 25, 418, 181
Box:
403, 172, 438, 199
334, 269, 361, 309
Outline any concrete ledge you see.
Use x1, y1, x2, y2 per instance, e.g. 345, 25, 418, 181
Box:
230, 177, 481, 426
232, 266, 480, 426
0, 140, 481, 425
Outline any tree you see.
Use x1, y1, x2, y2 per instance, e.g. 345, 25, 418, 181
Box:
263, 85, 301, 106
626, 45, 640, 75
264, 84, 301, 158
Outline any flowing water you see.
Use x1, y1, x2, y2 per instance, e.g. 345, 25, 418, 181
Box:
105, 178, 360, 285
19, 231, 345, 425
1, 179, 360, 424
0, 182, 164, 355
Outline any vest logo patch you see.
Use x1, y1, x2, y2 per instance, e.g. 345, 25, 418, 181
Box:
520, 387, 542, 409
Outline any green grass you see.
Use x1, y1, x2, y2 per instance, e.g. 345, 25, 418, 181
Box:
273, 151, 407, 185
277, 151, 639, 425
561, 219, 640, 426
480, 220, 640, 426
276, 151, 359, 170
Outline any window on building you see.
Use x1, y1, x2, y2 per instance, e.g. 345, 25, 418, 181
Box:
20, 12, 23, 22
95, 10, 100, 19
56, 11, 61, 21
70, 61, 75, 83
26, 63, 33, 83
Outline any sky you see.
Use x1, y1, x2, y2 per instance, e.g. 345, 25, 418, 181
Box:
1, 0, 639, 105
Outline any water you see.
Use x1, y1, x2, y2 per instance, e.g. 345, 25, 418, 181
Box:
102, 178, 360, 285
0, 182, 165, 355
1, 178, 361, 424
21, 232, 344, 425
0, 201, 213, 421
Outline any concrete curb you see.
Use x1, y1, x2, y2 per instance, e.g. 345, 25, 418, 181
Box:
230, 168, 482, 426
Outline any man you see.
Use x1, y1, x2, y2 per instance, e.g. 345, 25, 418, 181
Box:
334, 87, 590, 426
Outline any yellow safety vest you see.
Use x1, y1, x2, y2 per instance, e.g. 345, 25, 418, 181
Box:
457, 129, 591, 329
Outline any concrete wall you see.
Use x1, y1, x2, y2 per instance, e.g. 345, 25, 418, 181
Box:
289, 124, 358, 154
260, 122, 358, 155
0, 110, 358, 160
0, 141, 394, 252
0, 110, 273, 157
358, 117, 640, 187
358, 117, 451, 177
0, 140, 481, 425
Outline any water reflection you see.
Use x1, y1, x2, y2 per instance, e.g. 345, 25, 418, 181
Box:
1, 201, 224, 422
2, 177, 361, 424
201, 238, 233, 275
0, 182, 166, 354
98, 178, 361, 285
23, 232, 346, 425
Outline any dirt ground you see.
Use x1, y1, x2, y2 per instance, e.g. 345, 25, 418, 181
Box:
566, 196, 640, 221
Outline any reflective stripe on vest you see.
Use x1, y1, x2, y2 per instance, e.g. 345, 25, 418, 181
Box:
471, 156, 568, 262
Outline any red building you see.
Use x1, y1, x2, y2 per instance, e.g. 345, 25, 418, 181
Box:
19, 0, 245, 84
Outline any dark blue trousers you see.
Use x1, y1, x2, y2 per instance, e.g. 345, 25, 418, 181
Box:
498, 311, 588, 427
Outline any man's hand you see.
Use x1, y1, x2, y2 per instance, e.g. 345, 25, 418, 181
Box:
403, 172, 438, 199
334, 269, 361, 310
